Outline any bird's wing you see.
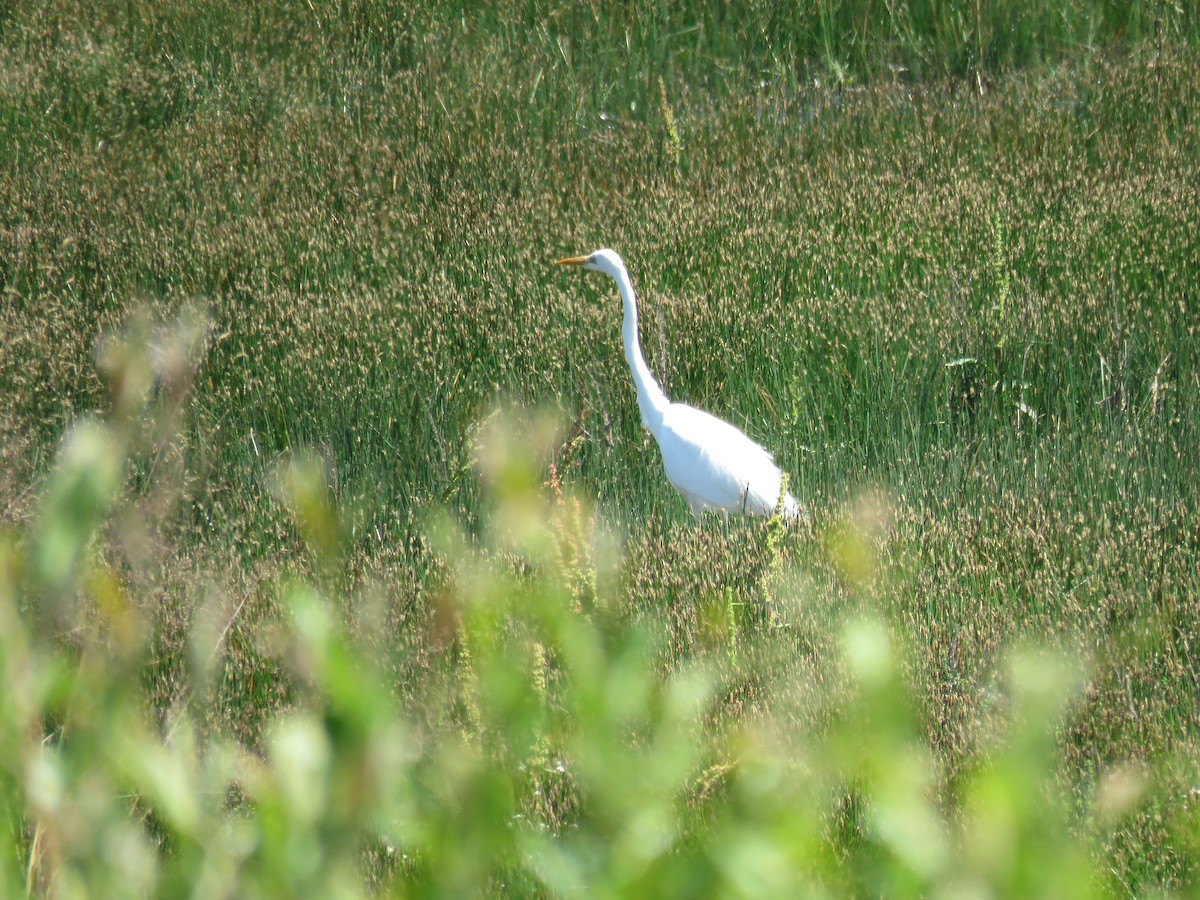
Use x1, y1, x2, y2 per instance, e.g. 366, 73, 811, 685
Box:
654, 403, 785, 515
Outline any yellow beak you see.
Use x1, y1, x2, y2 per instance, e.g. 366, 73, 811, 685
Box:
556, 255, 588, 266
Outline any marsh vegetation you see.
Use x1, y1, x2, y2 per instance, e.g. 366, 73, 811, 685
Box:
1, 1, 1198, 895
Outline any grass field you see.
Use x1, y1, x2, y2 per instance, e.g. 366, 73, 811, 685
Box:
2, 1, 1199, 895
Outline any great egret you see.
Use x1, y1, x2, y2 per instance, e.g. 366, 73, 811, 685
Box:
557, 248, 801, 523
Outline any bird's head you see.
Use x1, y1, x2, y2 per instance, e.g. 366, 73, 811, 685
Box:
556, 248, 625, 279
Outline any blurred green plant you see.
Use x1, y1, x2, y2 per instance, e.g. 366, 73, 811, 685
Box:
1, 317, 1189, 897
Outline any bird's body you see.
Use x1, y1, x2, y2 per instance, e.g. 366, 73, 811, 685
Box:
656, 402, 795, 519
557, 248, 800, 523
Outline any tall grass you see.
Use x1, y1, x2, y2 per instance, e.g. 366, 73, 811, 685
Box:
1, 0, 1198, 894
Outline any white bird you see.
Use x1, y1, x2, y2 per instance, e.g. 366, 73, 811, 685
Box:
557, 248, 801, 523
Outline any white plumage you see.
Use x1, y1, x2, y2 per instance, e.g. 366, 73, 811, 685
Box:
557, 248, 800, 523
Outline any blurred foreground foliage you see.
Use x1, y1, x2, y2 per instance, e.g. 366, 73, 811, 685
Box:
2, 315, 1194, 898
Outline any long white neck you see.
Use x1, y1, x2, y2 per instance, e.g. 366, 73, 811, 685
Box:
610, 262, 670, 435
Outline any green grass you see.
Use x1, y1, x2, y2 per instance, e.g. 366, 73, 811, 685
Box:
1, 0, 1199, 895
